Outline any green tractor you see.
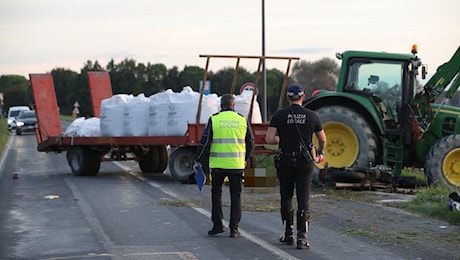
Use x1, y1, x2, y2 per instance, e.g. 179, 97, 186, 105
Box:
304, 45, 460, 189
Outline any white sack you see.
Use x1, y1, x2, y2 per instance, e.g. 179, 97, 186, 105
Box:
100, 94, 132, 136
166, 86, 200, 136
148, 87, 219, 136
63, 117, 86, 137
125, 93, 149, 136
63, 117, 100, 137
148, 90, 172, 136
79, 117, 100, 136
217, 91, 262, 123
198, 93, 219, 123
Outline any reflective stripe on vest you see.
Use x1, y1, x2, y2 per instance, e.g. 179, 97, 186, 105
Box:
210, 111, 247, 169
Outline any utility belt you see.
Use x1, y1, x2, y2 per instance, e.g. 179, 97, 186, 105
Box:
274, 144, 314, 168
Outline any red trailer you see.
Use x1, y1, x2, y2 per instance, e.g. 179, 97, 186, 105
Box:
29, 55, 299, 182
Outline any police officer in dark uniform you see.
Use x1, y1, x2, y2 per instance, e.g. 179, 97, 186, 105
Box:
265, 84, 326, 249
193, 94, 254, 238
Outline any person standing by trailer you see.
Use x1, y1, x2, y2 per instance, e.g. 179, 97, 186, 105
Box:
193, 94, 254, 238
265, 84, 327, 249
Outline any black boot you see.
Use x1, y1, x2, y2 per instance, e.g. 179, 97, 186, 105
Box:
279, 210, 294, 245
296, 210, 310, 249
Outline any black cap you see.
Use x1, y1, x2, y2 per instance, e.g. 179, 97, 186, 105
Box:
286, 85, 305, 100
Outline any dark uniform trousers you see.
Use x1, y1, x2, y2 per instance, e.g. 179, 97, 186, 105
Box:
277, 158, 314, 218
211, 169, 243, 230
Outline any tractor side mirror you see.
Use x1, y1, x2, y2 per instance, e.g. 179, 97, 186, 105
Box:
368, 75, 379, 85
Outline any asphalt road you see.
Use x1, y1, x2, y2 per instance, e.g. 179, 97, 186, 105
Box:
1, 133, 459, 260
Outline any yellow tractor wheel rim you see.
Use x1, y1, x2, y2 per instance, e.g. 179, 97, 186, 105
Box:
443, 147, 460, 187
313, 122, 359, 168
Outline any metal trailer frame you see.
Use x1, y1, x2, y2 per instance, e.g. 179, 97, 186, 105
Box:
29, 55, 299, 181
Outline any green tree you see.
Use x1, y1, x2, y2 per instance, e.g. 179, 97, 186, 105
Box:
208, 66, 254, 96
265, 68, 286, 119
179, 65, 205, 92
72, 73, 93, 117
144, 63, 168, 95
208, 67, 236, 95
51, 68, 79, 115
291, 57, 339, 96
68, 60, 107, 117
106, 59, 116, 72
0, 75, 30, 113
236, 67, 255, 93
109, 58, 145, 95
162, 66, 181, 92
83, 60, 104, 71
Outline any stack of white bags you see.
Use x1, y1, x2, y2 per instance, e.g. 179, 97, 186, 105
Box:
64, 87, 262, 137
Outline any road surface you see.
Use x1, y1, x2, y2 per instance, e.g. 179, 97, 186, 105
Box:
1, 133, 459, 260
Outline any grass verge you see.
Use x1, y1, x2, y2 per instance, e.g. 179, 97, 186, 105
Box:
60, 115, 76, 122
0, 118, 9, 158
395, 184, 460, 226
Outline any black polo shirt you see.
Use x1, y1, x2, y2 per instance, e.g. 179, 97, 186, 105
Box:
269, 104, 322, 152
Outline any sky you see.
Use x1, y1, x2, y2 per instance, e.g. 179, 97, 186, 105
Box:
1, 0, 459, 80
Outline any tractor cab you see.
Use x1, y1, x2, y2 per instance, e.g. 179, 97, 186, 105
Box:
342, 57, 405, 126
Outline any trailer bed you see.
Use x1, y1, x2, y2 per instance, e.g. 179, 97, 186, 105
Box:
29, 55, 299, 181
35, 123, 271, 153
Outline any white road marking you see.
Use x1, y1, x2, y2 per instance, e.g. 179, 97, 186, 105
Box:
378, 199, 409, 203
40, 251, 197, 260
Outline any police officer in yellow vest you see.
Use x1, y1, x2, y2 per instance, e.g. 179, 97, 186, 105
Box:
194, 94, 254, 238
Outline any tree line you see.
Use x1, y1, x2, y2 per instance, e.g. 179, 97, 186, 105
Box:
0, 57, 339, 120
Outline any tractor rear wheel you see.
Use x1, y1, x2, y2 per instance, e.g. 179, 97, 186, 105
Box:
425, 134, 460, 189
314, 105, 378, 168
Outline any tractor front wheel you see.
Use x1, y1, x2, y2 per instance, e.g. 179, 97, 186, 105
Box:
425, 134, 460, 189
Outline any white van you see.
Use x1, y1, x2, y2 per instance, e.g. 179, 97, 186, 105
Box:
7, 106, 30, 131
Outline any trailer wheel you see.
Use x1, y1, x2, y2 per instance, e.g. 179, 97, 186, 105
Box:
314, 105, 378, 168
169, 146, 195, 182
425, 135, 460, 189
156, 145, 169, 173
139, 146, 160, 173
139, 145, 169, 173
67, 147, 101, 176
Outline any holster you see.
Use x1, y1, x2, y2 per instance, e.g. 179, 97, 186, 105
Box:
277, 143, 316, 168
299, 143, 314, 162
309, 143, 317, 162
277, 150, 299, 167
273, 153, 280, 169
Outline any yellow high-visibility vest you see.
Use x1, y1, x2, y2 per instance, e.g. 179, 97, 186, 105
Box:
210, 111, 247, 169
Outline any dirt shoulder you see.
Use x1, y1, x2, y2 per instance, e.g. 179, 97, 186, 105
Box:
179, 180, 460, 259
239, 187, 460, 259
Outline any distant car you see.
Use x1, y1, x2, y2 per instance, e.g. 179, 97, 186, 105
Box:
7, 106, 30, 131
15, 110, 37, 135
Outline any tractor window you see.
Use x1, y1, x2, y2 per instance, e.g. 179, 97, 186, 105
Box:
346, 60, 403, 108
